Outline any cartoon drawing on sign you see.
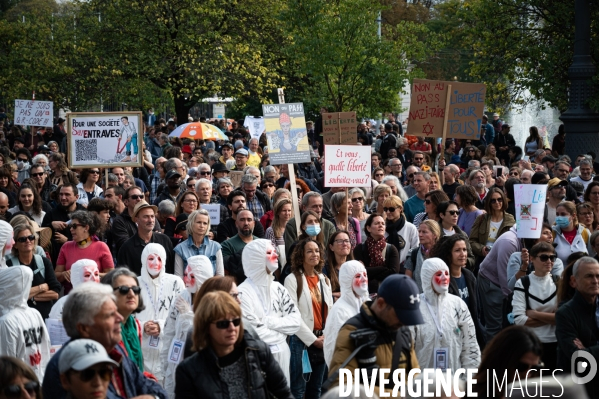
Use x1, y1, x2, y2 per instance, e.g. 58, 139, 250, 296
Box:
118, 116, 137, 162
520, 204, 532, 220
268, 112, 306, 153
422, 122, 434, 136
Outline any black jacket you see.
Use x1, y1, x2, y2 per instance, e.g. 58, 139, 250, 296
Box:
254, 189, 272, 214
379, 132, 397, 160
556, 291, 599, 397
215, 216, 265, 243
116, 232, 174, 275
353, 243, 400, 293
449, 268, 486, 349
111, 209, 161, 254
175, 331, 294, 399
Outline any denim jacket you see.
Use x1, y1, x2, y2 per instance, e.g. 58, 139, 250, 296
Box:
174, 235, 221, 274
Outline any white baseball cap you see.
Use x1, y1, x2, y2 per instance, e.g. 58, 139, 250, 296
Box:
58, 339, 118, 373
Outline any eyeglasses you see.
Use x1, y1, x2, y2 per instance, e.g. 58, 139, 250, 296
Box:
445, 210, 459, 216
199, 171, 211, 175
230, 292, 243, 300
351, 197, 363, 202
17, 235, 36, 243
184, 199, 198, 204
4, 381, 39, 398
69, 223, 85, 230
383, 207, 397, 213
537, 254, 556, 262
75, 366, 113, 382
213, 318, 241, 329
113, 285, 141, 295
490, 198, 503, 204
30, 172, 44, 177
129, 194, 144, 200
509, 172, 519, 176
579, 212, 593, 217
334, 239, 351, 245
89, 170, 100, 175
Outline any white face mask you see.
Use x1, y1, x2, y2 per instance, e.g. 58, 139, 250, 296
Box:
352, 272, 369, 296
265, 244, 279, 274
432, 270, 449, 294
146, 254, 163, 277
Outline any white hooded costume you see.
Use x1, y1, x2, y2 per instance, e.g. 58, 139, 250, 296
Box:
48, 259, 99, 320
161, 254, 213, 398
410, 258, 480, 370
0, 266, 51, 380
137, 243, 185, 381
323, 260, 370, 367
238, 239, 301, 385
0, 220, 14, 270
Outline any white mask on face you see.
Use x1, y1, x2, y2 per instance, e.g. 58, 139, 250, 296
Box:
265, 244, 279, 274
432, 270, 449, 294
352, 272, 369, 296
146, 254, 163, 277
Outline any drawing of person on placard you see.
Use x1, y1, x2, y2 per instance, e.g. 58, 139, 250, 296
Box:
119, 116, 137, 162
268, 112, 306, 153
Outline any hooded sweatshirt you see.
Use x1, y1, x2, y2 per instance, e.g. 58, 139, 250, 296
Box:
323, 260, 370, 367
138, 243, 185, 381
410, 258, 480, 370
0, 220, 13, 270
161, 254, 213, 398
0, 266, 51, 380
238, 240, 301, 382
48, 259, 99, 320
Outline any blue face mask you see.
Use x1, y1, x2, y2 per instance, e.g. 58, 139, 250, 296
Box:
555, 216, 570, 228
305, 224, 321, 237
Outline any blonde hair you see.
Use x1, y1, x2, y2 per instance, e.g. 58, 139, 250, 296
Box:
272, 198, 292, 238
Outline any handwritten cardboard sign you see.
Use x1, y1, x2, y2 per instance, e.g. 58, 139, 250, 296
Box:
229, 171, 244, 188
339, 112, 357, 145
14, 99, 53, 127
324, 145, 371, 188
407, 79, 486, 140
514, 184, 547, 238
322, 112, 340, 145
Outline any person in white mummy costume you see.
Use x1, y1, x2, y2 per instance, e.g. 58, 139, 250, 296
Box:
48, 259, 100, 320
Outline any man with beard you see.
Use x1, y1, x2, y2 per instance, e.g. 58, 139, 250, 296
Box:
216, 190, 264, 242
42, 183, 85, 264
153, 170, 182, 205
221, 209, 258, 257
116, 201, 173, 275
469, 169, 488, 209
545, 178, 568, 225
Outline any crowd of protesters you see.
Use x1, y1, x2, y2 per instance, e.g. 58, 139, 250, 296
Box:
0, 110, 598, 399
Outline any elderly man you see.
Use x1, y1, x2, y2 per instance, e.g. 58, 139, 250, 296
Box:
468, 169, 488, 208
571, 158, 595, 192
556, 257, 599, 397
382, 175, 407, 201
42, 282, 167, 399
402, 165, 420, 198
247, 138, 262, 167
520, 169, 534, 184
240, 173, 271, 220
388, 157, 403, 179
0, 191, 10, 218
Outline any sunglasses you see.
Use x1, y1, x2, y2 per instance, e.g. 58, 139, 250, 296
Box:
537, 254, 557, 262
113, 285, 141, 295
213, 318, 241, 329
425, 199, 432, 204
351, 197, 363, 202
509, 172, 519, 176
129, 194, 144, 200
199, 171, 211, 175
445, 210, 459, 216
30, 172, 44, 177
69, 223, 85, 230
408, 173, 415, 178
75, 366, 113, 382
17, 235, 36, 243
4, 381, 39, 398
262, 184, 274, 188
383, 207, 397, 213
187, 184, 196, 189
89, 170, 100, 175
17, 158, 28, 162
374, 174, 383, 177
490, 198, 503, 204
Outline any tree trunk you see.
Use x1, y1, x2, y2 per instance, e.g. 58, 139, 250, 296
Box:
174, 95, 192, 127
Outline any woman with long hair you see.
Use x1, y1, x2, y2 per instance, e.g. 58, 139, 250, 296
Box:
284, 238, 332, 399
428, 171, 441, 191
576, 202, 597, 232
8, 183, 45, 225
349, 188, 370, 243
174, 291, 294, 398
265, 198, 293, 249
175, 191, 199, 216
330, 191, 361, 251
470, 188, 515, 259
412, 189, 449, 229
583, 181, 599, 225
553, 201, 591, 263
525, 126, 542, 157
48, 152, 78, 187
456, 185, 484, 235
460, 145, 480, 168
0, 356, 43, 398
260, 188, 291, 230
405, 220, 442, 292
353, 213, 400, 293
481, 144, 501, 165
76, 168, 103, 207
324, 230, 355, 299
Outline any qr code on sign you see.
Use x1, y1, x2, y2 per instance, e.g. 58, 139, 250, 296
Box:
75, 140, 97, 162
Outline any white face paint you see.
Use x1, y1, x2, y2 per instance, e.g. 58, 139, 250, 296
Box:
265, 243, 279, 274
432, 270, 450, 294
352, 271, 368, 296
184, 265, 197, 293
146, 254, 163, 277
82, 264, 100, 283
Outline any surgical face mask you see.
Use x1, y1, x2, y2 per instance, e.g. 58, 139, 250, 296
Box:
305, 224, 321, 237
555, 216, 570, 228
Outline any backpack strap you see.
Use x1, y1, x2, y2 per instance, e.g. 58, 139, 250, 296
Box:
5, 254, 45, 279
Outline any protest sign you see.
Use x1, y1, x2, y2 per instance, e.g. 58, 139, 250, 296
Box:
229, 171, 244, 188
339, 112, 357, 145
14, 99, 53, 127
514, 184, 547, 239
262, 102, 310, 165
407, 79, 486, 140
324, 145, 371, 188
67, 112, 143, 168
322, 112, 340, 145
200, 204, 221, 225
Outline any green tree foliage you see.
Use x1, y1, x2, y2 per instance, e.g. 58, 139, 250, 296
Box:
280, 0, 441, 117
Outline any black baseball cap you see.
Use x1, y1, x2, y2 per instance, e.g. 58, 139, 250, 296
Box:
377, 275, 424, 325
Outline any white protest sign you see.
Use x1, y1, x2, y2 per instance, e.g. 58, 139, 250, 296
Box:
324, 145, 371, 188
244, 116, 265, 141
200, 204, 221, 225
45, 318, 70, 346
14, 99, 53, 127
514, 184, 547, 238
